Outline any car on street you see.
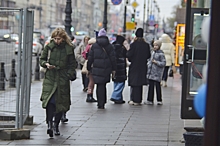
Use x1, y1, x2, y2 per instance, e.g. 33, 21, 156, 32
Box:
14, 38, 43, 56
11, 33, 19, 42
44, 36, 51, 47
0, 29, 12, 43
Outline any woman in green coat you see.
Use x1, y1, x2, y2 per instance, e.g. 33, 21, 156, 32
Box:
40, 28, 76, 137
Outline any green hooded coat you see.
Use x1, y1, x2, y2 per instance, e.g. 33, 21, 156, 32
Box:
40, 40, 76, 112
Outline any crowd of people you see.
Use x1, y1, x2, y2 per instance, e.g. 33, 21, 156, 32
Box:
39, 27, 175, 137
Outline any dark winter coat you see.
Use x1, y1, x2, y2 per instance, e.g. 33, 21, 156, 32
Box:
87, 36, 116, 84
126, 39, 151, 86
40, 40, 77, 112
147, 49, 166, 82
112, 43, 127, 82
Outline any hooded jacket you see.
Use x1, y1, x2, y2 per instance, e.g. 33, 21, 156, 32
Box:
40, 40, 76, 112
87, 36, 116, 84
147, 49, 166, 82
160, 34, 175, 66
112, 41, 127, 82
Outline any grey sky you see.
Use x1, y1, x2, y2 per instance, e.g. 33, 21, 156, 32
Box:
110, 0, 181, 21
134, 0, 180, 20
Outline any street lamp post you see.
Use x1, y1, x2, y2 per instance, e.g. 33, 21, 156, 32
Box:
123, 0, 128, 37
143, 0, 146, 31
103, 0, 108, 31
39, 0, 42, 29
64, 0, 73, 38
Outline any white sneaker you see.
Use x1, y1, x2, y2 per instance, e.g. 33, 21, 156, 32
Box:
128, 100, 134, 105
163, 82, 167, 87
133, 102, 141, 106
144, 101, 153, 105
157, 101, 163, 105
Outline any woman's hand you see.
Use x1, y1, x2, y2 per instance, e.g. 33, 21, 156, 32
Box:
152, 59, 157, 64
46, 63, 56, 70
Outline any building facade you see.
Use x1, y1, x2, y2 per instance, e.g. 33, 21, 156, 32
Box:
1, 0, 105, 37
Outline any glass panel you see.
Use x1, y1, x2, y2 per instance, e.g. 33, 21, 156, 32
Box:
189, 60, 205, 93
189, 13, 208, 94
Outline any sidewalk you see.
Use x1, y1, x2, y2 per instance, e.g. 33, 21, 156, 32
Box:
0, 70, 200, 146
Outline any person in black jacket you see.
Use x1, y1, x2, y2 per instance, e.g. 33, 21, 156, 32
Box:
87, 28, 117, 109
127, 28, 151, 105
110, 35, 127, 104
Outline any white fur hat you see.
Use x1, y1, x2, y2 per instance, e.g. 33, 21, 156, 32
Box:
88, 38, 96, 45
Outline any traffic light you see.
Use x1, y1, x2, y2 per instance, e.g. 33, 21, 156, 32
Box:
70, 26, 74, 32
134, 22, 137, 29
131, 13, 135, 22
154, 24, 158, 28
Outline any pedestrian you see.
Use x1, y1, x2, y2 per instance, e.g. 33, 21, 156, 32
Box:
110, 35, 127, 104
40, 28, 77, 137
127, 28, 151, 105
76, 36, 90, 92
145, 40, 166, 105
87, 28, 117, 109
82, 37, 97, 102
160, 34, 175, 87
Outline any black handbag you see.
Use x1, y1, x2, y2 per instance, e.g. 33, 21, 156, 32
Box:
169, 69, 174, 77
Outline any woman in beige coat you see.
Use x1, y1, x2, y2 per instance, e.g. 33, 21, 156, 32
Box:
75, 36, 90, 91
160, 34, 175, 87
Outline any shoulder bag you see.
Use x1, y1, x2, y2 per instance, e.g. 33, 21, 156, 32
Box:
81, 60, 88, 74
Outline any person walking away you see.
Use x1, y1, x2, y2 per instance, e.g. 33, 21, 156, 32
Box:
87, 28, 117, 109
126, 28, 151, 105
160, 34, 175, 87
40, 28, 77, 137
61, 35, 77, 123
145, 40, 166, 105
110, 35, 127, 104
82, 37, 97, 102
76, 36, 90, 92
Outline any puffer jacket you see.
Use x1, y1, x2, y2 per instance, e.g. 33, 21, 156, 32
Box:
112, 43, 127, 82
147, 49, 166, 82
87, 36, 116, 84
160, 34, 175, 66
40, 40, 76, 112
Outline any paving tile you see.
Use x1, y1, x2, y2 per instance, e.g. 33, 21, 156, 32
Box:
63, 139, 116, 145
0, 71, 187, 146
116, 140, 168, 146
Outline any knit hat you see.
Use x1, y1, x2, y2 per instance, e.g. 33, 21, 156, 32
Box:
98, 28, 107, 36
116, 35, 125, 45
88, 38, 96, 45
153, 40, 162, 48
135, 28, 143, 37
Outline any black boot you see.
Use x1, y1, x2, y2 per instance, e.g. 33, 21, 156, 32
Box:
54, 123, 60, 136
61, 112, 68, 123
54, 112, 62, 136
86, 94, 97, 102
47, 121, 53, 137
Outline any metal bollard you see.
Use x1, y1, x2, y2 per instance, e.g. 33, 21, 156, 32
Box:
0, 62, 7, 90
35, 56, 40, 81
9, 59, 16, 88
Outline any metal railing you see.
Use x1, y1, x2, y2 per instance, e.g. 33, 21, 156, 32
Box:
0, 7, 34, 129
